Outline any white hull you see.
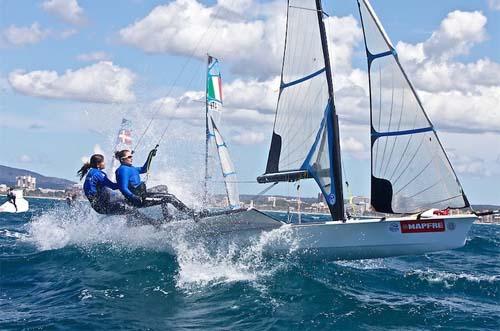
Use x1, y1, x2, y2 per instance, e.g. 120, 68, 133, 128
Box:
0, 190, 29, 213
141, 207, 475, 260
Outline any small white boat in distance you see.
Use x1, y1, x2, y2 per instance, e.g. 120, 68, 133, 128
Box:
0, 189, 29, 213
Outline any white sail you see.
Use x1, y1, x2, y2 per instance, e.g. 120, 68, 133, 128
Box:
358, 0, 469, 213
258, 0, 344, 219
205, 56, 240, 208
210, 118, 240, 207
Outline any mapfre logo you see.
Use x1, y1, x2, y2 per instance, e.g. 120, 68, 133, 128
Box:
400, 219, 445, 233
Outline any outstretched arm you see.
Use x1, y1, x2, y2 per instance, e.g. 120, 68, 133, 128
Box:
139, 147, 158, 174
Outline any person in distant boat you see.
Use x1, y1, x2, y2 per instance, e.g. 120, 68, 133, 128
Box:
114, 149, 194, 216
78, 154, 135, 215
6, 187, 17, 212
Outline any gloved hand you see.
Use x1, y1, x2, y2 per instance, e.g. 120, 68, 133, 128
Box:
150, 148, 157, 157
130, 195, 143, 207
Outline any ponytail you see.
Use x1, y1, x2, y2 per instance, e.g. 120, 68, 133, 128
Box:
77, 163, 92, 180
77, 154, 105, 180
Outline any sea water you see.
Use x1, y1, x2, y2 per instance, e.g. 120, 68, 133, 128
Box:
0, 199, 498, 330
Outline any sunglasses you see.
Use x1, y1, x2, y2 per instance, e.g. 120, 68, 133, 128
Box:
121, 155, 133, 160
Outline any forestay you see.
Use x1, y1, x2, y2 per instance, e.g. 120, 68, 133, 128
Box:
258, 0, 344, 220
357, 0, 469, 213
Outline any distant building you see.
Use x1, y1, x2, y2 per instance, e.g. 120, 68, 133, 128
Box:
16, 175, 36, 190
38, 188, 65, 194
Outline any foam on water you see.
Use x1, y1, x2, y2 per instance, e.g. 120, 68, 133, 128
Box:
25, 203, 299, 290
408, 268, 499, 284
25, 203, 175, 252
174, 225, 298, 290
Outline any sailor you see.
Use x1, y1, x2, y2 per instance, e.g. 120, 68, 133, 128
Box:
114, 148, 194, 216
78, 154, 135, 215
6, 187, 17, 212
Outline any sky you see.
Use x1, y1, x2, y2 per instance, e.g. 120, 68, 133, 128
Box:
0, 0, 499, 205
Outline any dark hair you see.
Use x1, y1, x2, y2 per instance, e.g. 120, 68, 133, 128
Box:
114, 149, 131, 163
77, 154, 105, 180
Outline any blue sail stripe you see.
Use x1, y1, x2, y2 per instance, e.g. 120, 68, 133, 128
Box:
372, 126, 433, 138
281, 68, 326, 89
223, 171, 236, 177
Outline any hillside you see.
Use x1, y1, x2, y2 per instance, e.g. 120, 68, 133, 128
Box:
0, 165, 76, 190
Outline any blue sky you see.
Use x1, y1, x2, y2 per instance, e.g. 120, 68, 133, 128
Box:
1, 0, 499, 205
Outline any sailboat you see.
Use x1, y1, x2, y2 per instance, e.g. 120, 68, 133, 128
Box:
203, 55, 241, 209
248, 0, 476, 258
175, 0, 474, 258
0, 189, 29, 213
145, 0, 476, 260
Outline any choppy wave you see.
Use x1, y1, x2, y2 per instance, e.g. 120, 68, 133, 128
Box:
2, 199, 499, 330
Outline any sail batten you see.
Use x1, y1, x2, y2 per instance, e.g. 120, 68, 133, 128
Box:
358, 0, 469, 214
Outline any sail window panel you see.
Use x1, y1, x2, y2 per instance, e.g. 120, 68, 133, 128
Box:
274, 74, 330, 172
308, 126, 334, 201
373, 131, 466, 213
359, 0, 392, 56
370, 56, 430, 133
282, 0, 325, 84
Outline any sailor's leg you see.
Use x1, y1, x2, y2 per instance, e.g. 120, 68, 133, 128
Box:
143, 192, 193, 214
160, 194, 192, 214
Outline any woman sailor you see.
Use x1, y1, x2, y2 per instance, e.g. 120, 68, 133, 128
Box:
78, 154, 134, 215
114, 148, 195, 216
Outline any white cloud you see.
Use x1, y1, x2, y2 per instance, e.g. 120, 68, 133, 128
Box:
59, 29, 78, 39
8, 61, 136, 103
488, 0, 500, 10
449, 152, 491, 177
421, 88, 500, 134
389, 11, 500, 134
119, 0, 285, 78
423, 10, 487, 60
77, 51, 112, 62
325, 15, 363, 73
341, 136, 368, 159
42, 0, 85, 25
1, 23, 50, 46
232, 131, 265, 145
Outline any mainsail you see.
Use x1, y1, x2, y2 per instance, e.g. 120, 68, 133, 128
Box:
257, 0, 344, 220
109, 118, 133, 180
204, 56, 240, 208
357, 0, 469, 213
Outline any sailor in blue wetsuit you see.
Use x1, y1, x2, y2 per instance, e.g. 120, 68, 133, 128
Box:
78, 154, 134, 215
114, 149, 194, 215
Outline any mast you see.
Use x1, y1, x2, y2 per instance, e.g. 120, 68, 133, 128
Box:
204, 55, 210, 203
316, 0, 345, 220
